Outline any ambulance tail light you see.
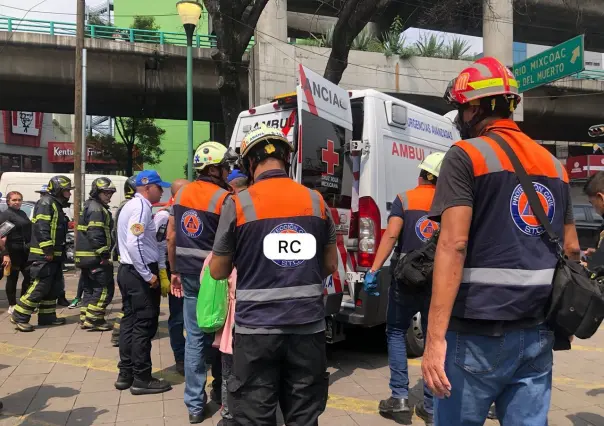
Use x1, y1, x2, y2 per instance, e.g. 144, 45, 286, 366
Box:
358, 196, 381, 268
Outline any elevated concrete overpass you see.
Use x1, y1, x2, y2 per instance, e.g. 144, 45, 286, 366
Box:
286, 0, 604, 53
0, 30, 602, 142
0, 32, 248, 122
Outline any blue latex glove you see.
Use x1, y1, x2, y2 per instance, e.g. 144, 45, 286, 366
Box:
363, 270, 380, 296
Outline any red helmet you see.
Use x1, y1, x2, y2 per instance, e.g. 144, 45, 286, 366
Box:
444, 57, 521, 108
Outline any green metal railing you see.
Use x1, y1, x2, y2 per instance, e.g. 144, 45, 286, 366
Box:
572, 69, 604, 81
0, 16, 254, 50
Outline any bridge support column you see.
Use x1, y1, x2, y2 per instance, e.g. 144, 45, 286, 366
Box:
249, 0, 296, 106
483, 0, 523, 120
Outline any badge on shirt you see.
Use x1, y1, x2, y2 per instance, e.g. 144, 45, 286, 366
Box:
130, 223, 145, 236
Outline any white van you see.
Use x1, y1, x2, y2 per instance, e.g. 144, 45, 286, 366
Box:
230, 65, 459, 344
0, 172, 128, 215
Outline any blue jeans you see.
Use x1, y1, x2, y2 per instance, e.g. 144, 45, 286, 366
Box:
386, 284, 433, 414
168, 293, 185, 362
435, 324, 554, 426
182, 273, 208, 415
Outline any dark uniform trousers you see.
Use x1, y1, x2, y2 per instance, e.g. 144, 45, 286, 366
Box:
117, 263, 161, 381
13, 260, 63, 324
226, 332, 329, 426
79, 264, 115, 325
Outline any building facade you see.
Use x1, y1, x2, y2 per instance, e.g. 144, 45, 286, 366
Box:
114, 1, 213, 182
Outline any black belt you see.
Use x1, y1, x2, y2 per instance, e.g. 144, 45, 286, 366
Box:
449, 316, 545, 336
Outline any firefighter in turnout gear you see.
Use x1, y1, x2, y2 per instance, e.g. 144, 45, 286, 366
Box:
75, 177, 117, 331
168, 141, 236, 422
209, 124, 338, 426
111, 176, 136, 346
11, 175, 74, 332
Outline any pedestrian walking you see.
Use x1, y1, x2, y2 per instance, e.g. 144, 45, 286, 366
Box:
156, 178, 189, 376
169, 142, 234, 423
74, 177, 117, 332
421, 57, 581, 425
0, 191, 32, 315
114, 170, 172, 395
11, 176, 74, 332
364, 152, 445, 425
210, 125, 338, 426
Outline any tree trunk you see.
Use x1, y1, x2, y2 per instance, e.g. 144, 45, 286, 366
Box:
214, 52, 242, 143
324, 0, 393, 84
126, 144, 134, 177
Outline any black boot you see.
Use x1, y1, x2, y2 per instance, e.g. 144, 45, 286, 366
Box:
114, 372, 134, 390
38, 317, 66, 326
10, 316, 34, 332
379, 397, 411, 413
57, 295, 70, 307
487, 404, 497, 420
130, 377, 172, 395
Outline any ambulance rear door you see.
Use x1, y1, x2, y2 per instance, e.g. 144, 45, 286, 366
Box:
296, 64, 352, 318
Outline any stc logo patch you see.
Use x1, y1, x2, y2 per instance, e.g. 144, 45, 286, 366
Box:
510, 183, 555, 236
181, 210, 203, 238
263, 223, 316, 268
415, 216, 439, 242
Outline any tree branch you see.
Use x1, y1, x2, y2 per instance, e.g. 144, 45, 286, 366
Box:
115, 118, 127, 147
239, 0, 270, 50
324, 0, 392, 84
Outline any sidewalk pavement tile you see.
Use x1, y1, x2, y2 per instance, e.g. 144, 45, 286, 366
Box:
116, 419, 166, 426
66, 405, 118, 426
35, 337, 70, 353
116, 401, 164, 422
45, 364, 88, 384
120, 390, 164, 405
14, 359, 55, 375
80, 378, 119, 393
73, 389, 121, 408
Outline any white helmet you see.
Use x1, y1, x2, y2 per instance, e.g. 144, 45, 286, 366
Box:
418, 152, 446, 178
193, 141, 228, 171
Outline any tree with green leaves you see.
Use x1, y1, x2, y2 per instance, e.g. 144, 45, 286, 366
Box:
93, 118, 166, 176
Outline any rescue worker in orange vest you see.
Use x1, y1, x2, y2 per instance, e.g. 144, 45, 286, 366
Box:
421, 57, 580, 425
168, 141, 235, 424
210, 124, 339, 426
363, 152, 444, 425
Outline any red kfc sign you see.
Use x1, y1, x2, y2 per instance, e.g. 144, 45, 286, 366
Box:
48, 142, 116, 164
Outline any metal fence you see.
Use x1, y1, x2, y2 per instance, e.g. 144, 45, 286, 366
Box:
0, 16, 254, 50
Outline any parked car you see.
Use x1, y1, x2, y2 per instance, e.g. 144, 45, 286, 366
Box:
574, 203, 603, 251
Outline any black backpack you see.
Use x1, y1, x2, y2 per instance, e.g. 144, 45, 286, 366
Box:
393, 229, 439, 290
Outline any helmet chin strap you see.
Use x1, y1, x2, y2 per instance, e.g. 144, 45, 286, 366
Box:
456, 107, 488, 140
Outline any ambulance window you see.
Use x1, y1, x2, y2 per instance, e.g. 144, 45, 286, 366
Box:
300, 110, 352, 209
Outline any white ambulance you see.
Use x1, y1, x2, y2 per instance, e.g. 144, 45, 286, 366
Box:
229, 65, 459, 346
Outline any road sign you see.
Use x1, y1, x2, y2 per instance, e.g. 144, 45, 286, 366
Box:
513, 35, 585, 93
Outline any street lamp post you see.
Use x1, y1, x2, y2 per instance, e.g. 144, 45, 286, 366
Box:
177, 0, 203, 181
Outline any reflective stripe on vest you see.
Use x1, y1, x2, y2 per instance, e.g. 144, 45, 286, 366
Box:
453, 128, 568, 321
232, 178, 327, 328
173, 180, 229, 275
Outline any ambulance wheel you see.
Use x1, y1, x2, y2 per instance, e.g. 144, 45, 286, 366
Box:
405, 312, 424, 358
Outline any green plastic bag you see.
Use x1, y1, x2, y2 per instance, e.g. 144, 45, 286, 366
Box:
196, 267, 229, 333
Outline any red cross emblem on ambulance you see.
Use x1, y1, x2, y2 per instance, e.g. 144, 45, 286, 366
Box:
322, 140, 339, 175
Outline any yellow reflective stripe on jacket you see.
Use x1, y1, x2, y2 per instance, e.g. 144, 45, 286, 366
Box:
77, 225, 88, 232
31, 247, 62, 256
88, 221, 106, 227
50, 203, 58, 246
95, 247, 109, 254
32, 214, 52, 222
39, 241, 54, 248
75, 251, 97, 257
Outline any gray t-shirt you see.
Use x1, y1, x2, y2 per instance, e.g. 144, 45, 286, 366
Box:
213, 196, 337, 335
429, 146, 574, 224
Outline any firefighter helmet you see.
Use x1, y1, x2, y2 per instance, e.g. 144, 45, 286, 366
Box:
418, 152, 445, 178
240, 124, 293, 159
90, 177, 117, 199
193, 141, 229, 171
124, 176, 136, 199
47, 175, 74, 197
444, 57, 521, 110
